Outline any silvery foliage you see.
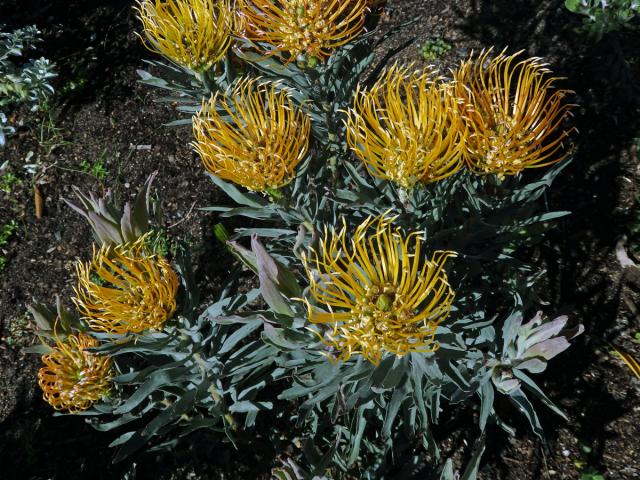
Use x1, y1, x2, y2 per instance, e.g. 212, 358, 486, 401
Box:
197, 33, 583, 479
0, 24, 56, 145
42, 15, 585, 479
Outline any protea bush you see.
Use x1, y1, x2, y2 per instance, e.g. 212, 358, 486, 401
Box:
28, 0, 582, 478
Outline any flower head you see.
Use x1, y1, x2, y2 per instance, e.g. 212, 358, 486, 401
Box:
73, 236, 179, 334
192, 77, 311, 191
38, 330, 113, 413
236, 0, 369, 63
303, 214, 456, 365
346, 64, 466, 189
136, 0, 233, 71
453, 50, 575, 177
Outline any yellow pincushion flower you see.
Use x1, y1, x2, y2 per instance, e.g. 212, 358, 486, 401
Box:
136, 0, 233, 72
73, 236, 179, 334
303, 214, 456, 365
38, 331, 113, 413
192, 77, 311, 192
236, 0, 369, 63
346, 64, 467, 190
453, 50, 575, 177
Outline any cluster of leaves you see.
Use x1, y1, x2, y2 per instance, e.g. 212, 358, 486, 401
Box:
28, 2, 583, 478
565, 0, 640, 39
0, 170, 19, 193
0, 24, 56, 146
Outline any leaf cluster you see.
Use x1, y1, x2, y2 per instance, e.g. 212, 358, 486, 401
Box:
565, 0, 640, 39
0, 24, 56, 145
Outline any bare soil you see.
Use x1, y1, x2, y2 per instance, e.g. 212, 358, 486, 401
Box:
1, 0, 639, 479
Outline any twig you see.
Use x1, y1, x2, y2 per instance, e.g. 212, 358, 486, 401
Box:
51, 163, 100, 179
34, 184, 43, 219
540, 444, 551, 479
168, 201, 197, 229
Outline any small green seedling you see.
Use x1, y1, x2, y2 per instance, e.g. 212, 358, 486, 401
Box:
580, 469, 605, 480
0, 172, 19, 193
80, 159, 108, 180
146, 229, 172, 258
420, 38, 452, 61
576, 441, 605, 480
0, 220, 18, 270
0, 220, 18, 247
2, 314, 32, 347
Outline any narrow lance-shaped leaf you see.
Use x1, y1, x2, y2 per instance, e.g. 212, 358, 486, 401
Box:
251, 235, 300, 317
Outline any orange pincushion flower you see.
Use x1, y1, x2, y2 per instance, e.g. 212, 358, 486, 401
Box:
38, 331, 113, 413
192, 77, 311, 191
136, 0, 233, 71
454, 50, 575, 178
303, 214, 456, 365
346, 64, 466, 189
236, 0, 369, 63
73, 236, 179, 334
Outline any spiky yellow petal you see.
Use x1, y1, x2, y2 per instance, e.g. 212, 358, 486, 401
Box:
236, 0, 369, 63
136, 0, 233, 71
192, 77, 311, 191
73, 236, 179, 334
453, 50, 575, 178
38, 331, 113, 413
346, 64, 466, 190
303, 214, 456, 365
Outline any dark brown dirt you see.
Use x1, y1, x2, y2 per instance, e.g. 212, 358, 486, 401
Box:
1, 0, 639, 479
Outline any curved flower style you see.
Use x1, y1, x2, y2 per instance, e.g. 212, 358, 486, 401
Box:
303, 214, 456, 365
192, 77, 311, 191
346, 64, 467, 190
453, 50, 575, 177
236, 0, 369, 63
73, 236, 179, 334
38, 331, 113, 413
136, 0, 233, 72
